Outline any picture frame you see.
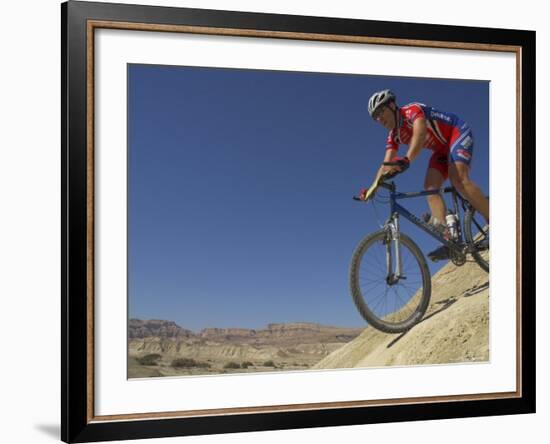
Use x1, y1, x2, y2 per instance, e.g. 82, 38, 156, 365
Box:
61, 0, 536, 442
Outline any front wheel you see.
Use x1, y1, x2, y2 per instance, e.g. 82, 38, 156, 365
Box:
464, 208, 489, 273
349, 230, 431, 334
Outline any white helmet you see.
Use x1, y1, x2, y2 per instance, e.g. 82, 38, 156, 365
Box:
368, 89, 396, 119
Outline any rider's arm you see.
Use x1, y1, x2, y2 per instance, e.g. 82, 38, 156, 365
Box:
378, 148, 398, 176
377, 130, 399, 175
405, 117, 427, 162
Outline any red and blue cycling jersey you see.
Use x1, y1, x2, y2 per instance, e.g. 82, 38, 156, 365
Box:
385, 103, 474, 178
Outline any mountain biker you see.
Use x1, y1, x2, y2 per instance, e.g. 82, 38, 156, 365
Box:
362, 89, 489, 261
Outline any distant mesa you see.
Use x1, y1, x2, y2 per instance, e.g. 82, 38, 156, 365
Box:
128, 319, 364, 345
128, 319, 195, 339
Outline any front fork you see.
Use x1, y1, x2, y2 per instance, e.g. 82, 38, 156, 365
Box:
385, 214, 404, 285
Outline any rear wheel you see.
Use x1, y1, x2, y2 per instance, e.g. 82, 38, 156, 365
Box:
464, 208, 489, 272
349, 229, 432, 333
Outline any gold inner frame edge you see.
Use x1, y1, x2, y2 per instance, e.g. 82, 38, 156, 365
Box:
85, 19, 523, 423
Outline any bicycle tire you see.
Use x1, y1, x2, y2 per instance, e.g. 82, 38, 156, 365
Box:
349, 229, 432, 334
464, 209, 489, 272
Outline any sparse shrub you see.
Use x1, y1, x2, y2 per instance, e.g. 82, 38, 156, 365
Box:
223, 361, 241, 369
196, 361, 211, 368
137, 353, 162, 366
172, 358, 196, 368
241, 361, 254, 369
172, 358, 211, 369
263, 360, 276, 367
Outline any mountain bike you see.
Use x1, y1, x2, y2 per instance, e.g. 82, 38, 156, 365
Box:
350, 168, 489, 334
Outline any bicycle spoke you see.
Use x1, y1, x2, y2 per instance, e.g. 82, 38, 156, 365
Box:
391, 286, 408, 312
369, 286, 390, 314
363, 278, 421, 323
358, 281, 386, 292
359, 277, 385, 285
396, 282, 422, 291
360, 245, 388, 275
360, 258, 386, 276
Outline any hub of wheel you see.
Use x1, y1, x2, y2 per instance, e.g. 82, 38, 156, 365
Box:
386, 273, 400, 285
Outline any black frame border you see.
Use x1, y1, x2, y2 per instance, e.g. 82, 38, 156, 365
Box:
62, 1, 536, 442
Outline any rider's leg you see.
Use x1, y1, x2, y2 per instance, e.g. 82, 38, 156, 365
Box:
424, 159, 451, 262
448, 162, 489, 223
425, 150, 449, 224
424, 167, 446, 224
447, 122, 489, 223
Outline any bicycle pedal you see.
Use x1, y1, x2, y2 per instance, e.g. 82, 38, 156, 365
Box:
428, 246, 450, 262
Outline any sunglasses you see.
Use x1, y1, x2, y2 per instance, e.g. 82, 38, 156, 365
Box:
372, 105, 387, 120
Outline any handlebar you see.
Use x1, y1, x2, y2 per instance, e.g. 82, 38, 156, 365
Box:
353, 174, 396, 201
353, 159, 411, 201
354, 179, 458, 202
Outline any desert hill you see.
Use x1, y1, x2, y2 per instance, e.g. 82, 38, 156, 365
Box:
314, 257, 489, 369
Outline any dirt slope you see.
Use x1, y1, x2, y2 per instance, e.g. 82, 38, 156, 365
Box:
314, 258, 489, 369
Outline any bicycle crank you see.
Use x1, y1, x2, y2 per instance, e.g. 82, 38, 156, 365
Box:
450, 248, 467, 266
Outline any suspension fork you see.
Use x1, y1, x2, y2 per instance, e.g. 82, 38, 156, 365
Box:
385, 213, 404, 285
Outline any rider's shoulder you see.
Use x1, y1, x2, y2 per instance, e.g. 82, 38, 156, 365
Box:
401, 102, 427, 121
401, 102, 427, 111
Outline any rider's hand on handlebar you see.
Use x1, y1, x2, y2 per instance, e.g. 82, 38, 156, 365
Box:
380, 164, 396, 176
381, 156, 410, 177
358, 188, 369, 201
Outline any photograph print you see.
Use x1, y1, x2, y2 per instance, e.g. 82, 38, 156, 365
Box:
127, 63, 490, 378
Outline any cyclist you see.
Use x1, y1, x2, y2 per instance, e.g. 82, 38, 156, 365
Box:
362, 89, 489, 261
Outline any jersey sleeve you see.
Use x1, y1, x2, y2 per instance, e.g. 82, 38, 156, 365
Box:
403, 103, 426, 123
385, 131, 398, 151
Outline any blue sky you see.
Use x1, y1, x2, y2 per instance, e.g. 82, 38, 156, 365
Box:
128, 64, 489, 331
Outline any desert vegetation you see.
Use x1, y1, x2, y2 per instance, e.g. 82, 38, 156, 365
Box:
136, 353, 161, 366
223, 361, 241, 369
171, 358, 211, 369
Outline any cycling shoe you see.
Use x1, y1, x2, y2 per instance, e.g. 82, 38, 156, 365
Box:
428, 245, 450, 262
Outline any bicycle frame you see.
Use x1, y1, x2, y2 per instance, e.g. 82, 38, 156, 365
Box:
379, 182, 468, 278
386, 183, 465, 253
